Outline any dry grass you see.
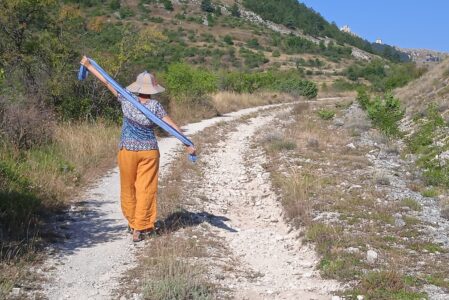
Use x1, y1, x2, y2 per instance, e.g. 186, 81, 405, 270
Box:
0, 120, 120, 297
212, 91, 294, 114
272, 168, 317, 226
141, 236, 212, 300
396, 58, 449, 117
165, 92, 294, 126
18, 121, 121, 201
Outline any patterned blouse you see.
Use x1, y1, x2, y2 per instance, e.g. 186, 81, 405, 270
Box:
118, 92, 167, 151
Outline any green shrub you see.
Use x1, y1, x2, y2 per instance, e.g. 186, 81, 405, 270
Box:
200, 0, 214, 13
408, 104, 445, 153
317, 109, 335, 120
356, 88, 371, 110
223, 35, 233, 45
220, 72, 272, 94
118, 7, 135, 19
220, 70, 317, 98
407, 104, 449, 187
230, 3, 240, 17
269, 140, 297, 151
274, 75, 318, 98
239, 47, 269, 68
109, 0, 120, 10
164, 63, 218, 102
247, 38, 261, 49
162, 0, 173, 11
345, 60, 425, 92
272, 50, 281, 57
366, 93, 404, 137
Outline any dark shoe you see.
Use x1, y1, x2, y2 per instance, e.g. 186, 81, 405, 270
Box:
127, 225, 133, 234
132, 230, 145, 243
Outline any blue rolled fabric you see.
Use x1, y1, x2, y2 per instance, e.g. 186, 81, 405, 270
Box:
78, 58, 197, 162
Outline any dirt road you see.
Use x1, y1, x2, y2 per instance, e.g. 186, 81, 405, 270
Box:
42, 101, 339, 300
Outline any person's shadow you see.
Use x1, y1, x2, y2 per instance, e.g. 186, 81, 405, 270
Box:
155, 209, 238, 234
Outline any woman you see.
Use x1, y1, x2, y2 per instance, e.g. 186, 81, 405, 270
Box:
80, 57, 196, 242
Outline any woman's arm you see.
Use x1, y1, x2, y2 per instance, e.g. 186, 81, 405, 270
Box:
162, 115, 196, 155
80, 56, 118, 97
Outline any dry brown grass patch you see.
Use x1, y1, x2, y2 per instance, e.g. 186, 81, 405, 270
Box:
212, 91, 293, 114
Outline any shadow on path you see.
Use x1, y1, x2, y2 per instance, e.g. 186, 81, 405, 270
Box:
156, 209, 237, 234
48, 198, 126, 257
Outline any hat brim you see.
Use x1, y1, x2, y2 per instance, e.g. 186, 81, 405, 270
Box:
126, 82, 166, 95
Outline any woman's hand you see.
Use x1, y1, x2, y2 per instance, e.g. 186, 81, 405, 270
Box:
80, 56, 90, 67
186, 145, 196, 155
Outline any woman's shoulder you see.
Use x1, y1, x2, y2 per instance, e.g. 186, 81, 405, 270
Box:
148, 99, 164, 107
148, 99, 167, 117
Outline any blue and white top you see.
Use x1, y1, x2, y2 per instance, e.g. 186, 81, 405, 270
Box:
118, 92, 167, 151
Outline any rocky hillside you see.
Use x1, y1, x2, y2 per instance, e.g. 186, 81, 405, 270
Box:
396, 47, 449, 65
396, 57, 449, 117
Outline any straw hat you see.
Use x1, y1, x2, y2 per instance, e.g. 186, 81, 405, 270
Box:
126, 71, 165, 95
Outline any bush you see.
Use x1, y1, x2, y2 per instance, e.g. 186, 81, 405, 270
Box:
408, 104, 445, 153
247, 38, 261, 49
274, 76, 318, 98
272, 50, 281, 57
230, 3, 240, 17
345, 60, 426, 92
332, 79, 364, 92
223, 35, 233, 45
109, 0, 120, 10
407, 104, 449, 187
201, 0, 214, 13
317, 109, 335, 120
366, 93, 404, 137
239, 47, 269, 68
164, 63, 218, 102
118, 6, 135, 18
220, 70, 317, 98
220, 72, 273, 94
0, 102, 54, 150
356, 88, 370, 110
162, 0, 173, 11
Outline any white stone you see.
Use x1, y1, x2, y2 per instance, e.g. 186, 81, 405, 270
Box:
346, 247, 360, 254
346, 143, 356, 150
11, 288, 21, 296
357, 296, 365, 300
367, 250, 378, 264
439, 150, 449, 166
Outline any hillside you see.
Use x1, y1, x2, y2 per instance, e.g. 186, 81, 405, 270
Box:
396, 47, 449, 65
396, 57, 449, 117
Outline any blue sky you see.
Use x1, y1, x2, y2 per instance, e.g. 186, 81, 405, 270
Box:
301, 0, 449, 52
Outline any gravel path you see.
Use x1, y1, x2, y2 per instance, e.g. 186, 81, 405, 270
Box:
192, 110, 340, 299
41, 103, 292, 300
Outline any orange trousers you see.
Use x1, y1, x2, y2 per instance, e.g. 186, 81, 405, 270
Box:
118, 149, 159, 231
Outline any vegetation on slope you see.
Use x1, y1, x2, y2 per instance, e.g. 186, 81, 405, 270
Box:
242, 0, 409, 62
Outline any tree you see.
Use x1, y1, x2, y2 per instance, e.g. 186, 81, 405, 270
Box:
230, 3, 240, 17
201, 0, 214, 13
109, 0, 120, 10
162, 0, 173, 11
223, 35, 234, 45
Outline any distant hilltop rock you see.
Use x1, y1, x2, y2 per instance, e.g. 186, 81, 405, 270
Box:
395, 47, 449, 64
